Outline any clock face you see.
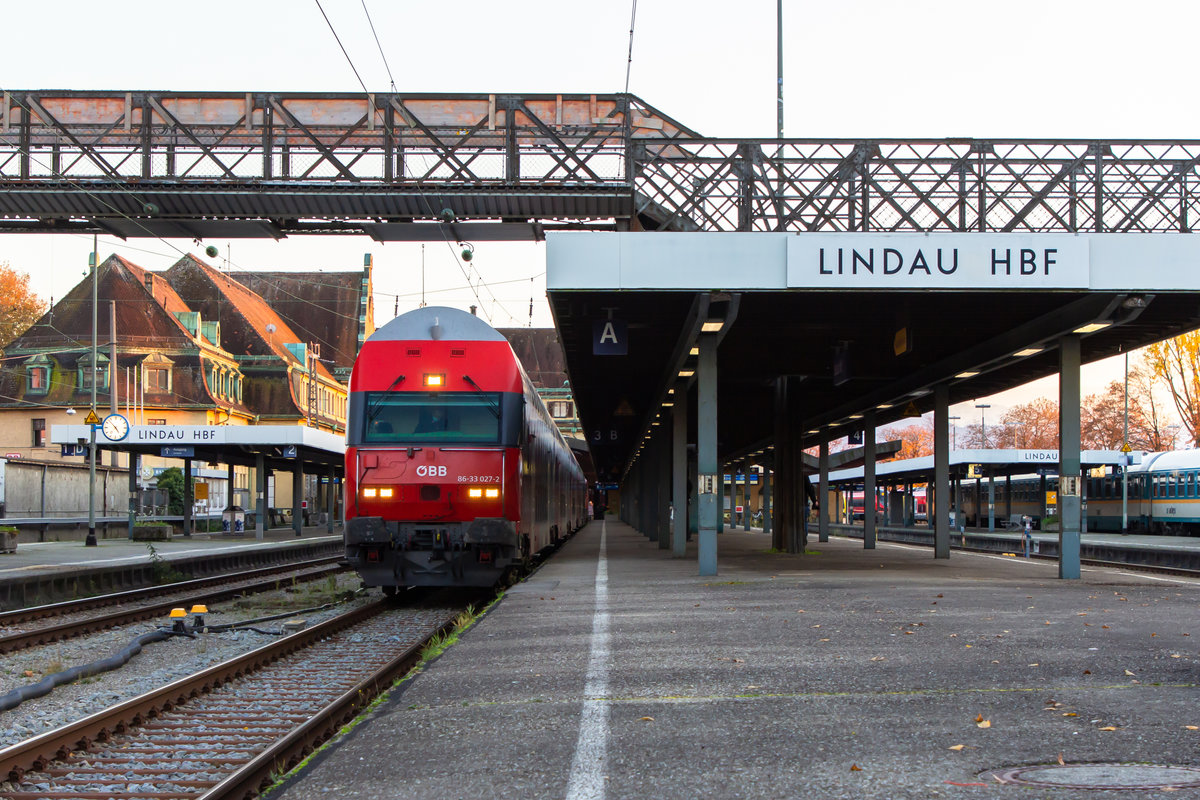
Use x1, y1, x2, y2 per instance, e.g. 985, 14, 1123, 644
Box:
102, 413, 130, 441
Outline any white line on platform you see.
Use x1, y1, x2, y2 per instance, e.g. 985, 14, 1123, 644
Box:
1111, 571, 1199, 585
565, 521, 610, 800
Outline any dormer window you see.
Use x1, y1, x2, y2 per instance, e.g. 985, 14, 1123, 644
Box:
77, 352, 109, 391
25, 354, 52, 395
141, 353, 174, 394
146, 367, 170, 391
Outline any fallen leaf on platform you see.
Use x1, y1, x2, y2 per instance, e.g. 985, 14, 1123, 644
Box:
639, 716, 654, 721
850, 764, 863, 772
820, 638, 830, 642
975, 713, 984, 723
964, 644, 972, 648
812, 624, 821, 628
1058, 753, 1065, 765
796, 609, 806, 613
1028, 663, 1039, 667
1102, 625, 1110, 629
936, 593, 943, 598
870, 656, 886, 662
1171, 654, 1182, 659
22, 670, 33, 678
1083, 670, 1092, 674
977, 720, 992, 729
1099, 726, 1118, 731
904, 630, 914, 635
1186, 726, 1199, 730
732, 658, 745, 663
948, 744, 966, 751
1063, 712, 1078, 717
1125, 669, 1135, 676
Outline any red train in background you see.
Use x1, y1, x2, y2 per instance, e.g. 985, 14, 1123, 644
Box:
344, 306, 588, 592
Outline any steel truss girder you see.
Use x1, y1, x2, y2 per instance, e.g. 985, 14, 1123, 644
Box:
2, 91, 1200, 235
636, 140, 1200, 233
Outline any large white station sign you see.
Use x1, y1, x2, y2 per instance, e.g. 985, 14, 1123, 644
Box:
787, 234, 1090, 289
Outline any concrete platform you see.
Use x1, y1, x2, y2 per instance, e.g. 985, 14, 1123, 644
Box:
0, 528, 343, 609
269, 520, 1200, 799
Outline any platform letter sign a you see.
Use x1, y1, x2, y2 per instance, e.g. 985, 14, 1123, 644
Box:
592, 319, 628, 355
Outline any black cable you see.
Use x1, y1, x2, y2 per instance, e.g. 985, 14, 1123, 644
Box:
313, 0, 371, 96
361, 0, 397, 92
0, 628, 183, 712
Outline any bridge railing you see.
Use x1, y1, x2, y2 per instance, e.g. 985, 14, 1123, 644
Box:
634, 139, 1200, 233
3, 91, 1200, 234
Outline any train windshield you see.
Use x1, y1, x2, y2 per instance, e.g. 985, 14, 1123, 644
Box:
363, 392, 502, 444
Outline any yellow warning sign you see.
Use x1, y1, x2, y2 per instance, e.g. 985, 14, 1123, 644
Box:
1120, 442, 1132, 453
83, 409, 100, 425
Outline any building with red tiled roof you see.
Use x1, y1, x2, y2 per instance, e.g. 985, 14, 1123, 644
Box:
0, 253, 369, 464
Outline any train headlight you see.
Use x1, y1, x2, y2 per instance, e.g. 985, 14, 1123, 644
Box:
467, 487, 483, 499
379, 488, 394, 498
484, 487, 500, 498
363, 488, 378, 498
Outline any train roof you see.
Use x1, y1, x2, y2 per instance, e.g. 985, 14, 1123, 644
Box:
369, 306, 508, 343
1132, 450, 1200, 473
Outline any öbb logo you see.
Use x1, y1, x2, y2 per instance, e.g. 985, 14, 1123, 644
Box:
416, 465, 447, 477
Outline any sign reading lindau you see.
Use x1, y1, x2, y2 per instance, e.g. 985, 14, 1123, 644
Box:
786, 234, 1089, 289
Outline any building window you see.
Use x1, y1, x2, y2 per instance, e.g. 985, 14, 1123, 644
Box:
32, 418, 46, 447
147, 418, 166, 425
145, 367, 170, 392
27, 367, 48, 394
78, 354, 110, 391
549, 400, 572, 418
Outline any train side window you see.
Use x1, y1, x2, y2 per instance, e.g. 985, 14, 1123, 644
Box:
1190, 472, 1197, 499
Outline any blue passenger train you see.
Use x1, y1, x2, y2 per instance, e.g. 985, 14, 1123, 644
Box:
956, 450, 1200, 535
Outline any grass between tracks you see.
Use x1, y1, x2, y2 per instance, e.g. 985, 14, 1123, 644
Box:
260, 592, 501, 795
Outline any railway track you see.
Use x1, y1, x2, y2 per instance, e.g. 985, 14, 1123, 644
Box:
0, 559, 346, 655
0, 595, 473, 800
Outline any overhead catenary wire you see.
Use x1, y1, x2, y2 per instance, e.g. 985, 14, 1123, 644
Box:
307, 6, 510, 324
623, 0, 638, 95
361, 0, 397, 92
313, 0, 371, 96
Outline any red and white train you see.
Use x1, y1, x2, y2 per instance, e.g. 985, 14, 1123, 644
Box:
344, 307, 588, 592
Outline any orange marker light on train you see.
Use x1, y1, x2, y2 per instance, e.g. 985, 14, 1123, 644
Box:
363, 488, 378, 498
379, 488, 394, 498
423, 373, 445, 387
467, 487, 483, 498
484, 488, 500, 498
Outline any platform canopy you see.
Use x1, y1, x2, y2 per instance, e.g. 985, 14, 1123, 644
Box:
547, 232, 1200, 482
51, 424, 345, 472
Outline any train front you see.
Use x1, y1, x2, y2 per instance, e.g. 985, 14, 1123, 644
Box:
344, 308, 524, 590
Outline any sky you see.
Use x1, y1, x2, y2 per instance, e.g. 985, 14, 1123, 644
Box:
3, 0, 1198, 427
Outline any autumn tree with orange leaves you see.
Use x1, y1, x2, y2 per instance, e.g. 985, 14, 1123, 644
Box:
0, 262, 45, 349
985, 397, 1060, 449
1081, 363, 1177, 451
879, 420, 935, 459
1146, 332, 1200, 447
